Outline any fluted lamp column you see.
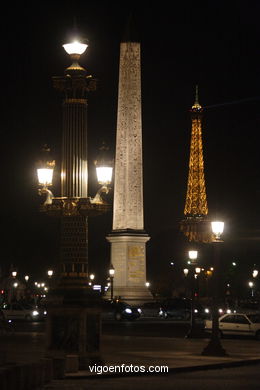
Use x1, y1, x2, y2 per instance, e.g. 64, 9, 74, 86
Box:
37, 37, 112, 370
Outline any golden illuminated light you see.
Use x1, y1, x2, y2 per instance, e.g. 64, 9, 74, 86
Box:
89, 274, 95, 280
12, 271, 17, 277
25, 275, 29, 281
253, 270, 258, 278
63, 41, 88, 55
249, 281, 254, 288
47, 270, 54, 277
37, 168, 54, 187
96, 167, 113, 185
145, 282, 150, 287
195, 267, 201, 274
188, 250, 198, 260
211, 221, 224, 238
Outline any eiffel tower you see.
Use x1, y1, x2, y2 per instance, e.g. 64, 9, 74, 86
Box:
180, 86, 212, 243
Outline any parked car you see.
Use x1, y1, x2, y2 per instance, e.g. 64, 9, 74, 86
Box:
140, 301, 162, 318
159, 298, 203, 320
101, 300, 142, 321
205, 313, 260, 339
1, 303, 46, 321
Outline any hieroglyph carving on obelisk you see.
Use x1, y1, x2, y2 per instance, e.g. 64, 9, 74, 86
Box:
113, 41, 144, 231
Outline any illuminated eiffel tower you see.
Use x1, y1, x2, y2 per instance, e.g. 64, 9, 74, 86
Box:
180, 86, 212, 243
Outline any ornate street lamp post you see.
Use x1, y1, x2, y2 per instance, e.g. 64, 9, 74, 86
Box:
37, 36, 112, 370
202, 221, 227, 356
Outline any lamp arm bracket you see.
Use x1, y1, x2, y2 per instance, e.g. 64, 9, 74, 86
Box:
92, 185, 110, 204
38, 187, 54, 205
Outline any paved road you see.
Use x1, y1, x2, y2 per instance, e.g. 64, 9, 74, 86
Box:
9, 317, 201, 338
44, 364, 260, 389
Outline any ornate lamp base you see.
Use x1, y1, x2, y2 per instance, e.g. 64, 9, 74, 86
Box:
201, 338, 228, 356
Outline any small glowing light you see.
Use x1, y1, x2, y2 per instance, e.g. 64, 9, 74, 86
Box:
232, 262, 237, 266
124, 308, 132, 314
37, 168, 54, 187
137, 308, 142, 314
13, 282, 18, 288
47, 270, 53, 277
188, 250, 198, 260
211, 221, 224, 238
145, 282, 150, 287
219, 308, 223, 313
195, 267, 201, 274
249, 281, 254, 288
205, 308, 210, 313
96, 167, 113, 185
253, 270, 258, 278
194, 309, 198, 313
24, 275, 29, 282
32, 310, 39, 316
89, 274, 95, 281
183, 268, 189, 276
12, 271, 17, 278
109, 267, 115, 277
41, 283, 45, 287
63, 41, 88, 55
210, 267, 214, 271
227, 309, 231, 314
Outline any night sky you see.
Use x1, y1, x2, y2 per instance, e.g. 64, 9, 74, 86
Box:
2, 1, 260, 287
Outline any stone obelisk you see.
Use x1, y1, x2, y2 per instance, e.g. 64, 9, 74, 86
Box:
106, 24, 152, 304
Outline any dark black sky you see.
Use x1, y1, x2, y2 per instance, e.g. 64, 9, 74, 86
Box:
2, 1, 260, 284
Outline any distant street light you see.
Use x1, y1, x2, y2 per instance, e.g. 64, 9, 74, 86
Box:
252, 270, 258, 278
47, 270, 54, 278
186, 250, 199, 338
109, 264, 115, 301
12, 271, 17, 278
248, 281, 254, 297
145, 282, 150, 287
183, 268, 189, 276
202, 221, 227, 356
24, 275, 29, 282
89, 274, 95, 281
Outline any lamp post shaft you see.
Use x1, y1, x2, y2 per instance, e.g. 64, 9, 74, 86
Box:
111, 277, 114, 301
202, 241, 227, 356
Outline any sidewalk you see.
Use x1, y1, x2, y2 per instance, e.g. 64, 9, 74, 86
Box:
42, 336, 260, 389
1, 332, 260, 388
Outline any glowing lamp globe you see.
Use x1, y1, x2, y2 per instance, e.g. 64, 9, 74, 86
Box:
188, 250, 198, 260
96, 166, 113, 185
109, 266, 115, 277
211, 221, 224, 239
37, 168, 54, 187
63, 41, 88, 55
